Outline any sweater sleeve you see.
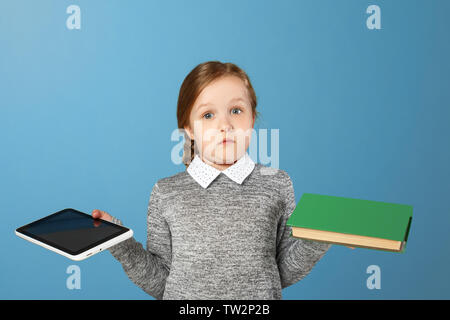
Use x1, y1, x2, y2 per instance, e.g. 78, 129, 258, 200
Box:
107, 182, 172, 299
275, 172, 332, 289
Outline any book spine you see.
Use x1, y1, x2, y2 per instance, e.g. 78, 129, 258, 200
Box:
404, 216, 413, 242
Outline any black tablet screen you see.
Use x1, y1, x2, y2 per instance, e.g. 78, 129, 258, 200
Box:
18, 208, 128, 255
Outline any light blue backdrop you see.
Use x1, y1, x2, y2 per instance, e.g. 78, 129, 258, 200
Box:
1, 0, 449, 299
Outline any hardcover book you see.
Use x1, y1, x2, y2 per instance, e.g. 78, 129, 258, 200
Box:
286, 193, 413, 252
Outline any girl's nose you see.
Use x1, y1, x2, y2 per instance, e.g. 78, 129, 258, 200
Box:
218, 116, 233, 132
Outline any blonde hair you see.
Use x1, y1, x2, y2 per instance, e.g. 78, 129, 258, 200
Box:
177, 61, 259, 168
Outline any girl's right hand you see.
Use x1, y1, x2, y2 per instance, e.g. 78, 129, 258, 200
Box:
92, 209, 113, 222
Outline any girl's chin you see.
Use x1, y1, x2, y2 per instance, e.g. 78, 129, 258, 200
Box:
201, 144, 247, 164
211, 151, 244, 164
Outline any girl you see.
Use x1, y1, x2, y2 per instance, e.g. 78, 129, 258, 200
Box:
92, 61, 337, 300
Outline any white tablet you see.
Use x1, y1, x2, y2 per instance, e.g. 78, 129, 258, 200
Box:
15, 208, 133, 261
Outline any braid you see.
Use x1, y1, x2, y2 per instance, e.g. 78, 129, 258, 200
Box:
182, 131, 196, 169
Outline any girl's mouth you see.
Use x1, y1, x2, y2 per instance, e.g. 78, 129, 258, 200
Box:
220, 138, 235, 145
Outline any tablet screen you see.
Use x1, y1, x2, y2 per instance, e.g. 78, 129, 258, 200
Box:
17, 208, 129, 255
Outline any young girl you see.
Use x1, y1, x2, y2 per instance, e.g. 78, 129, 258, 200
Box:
92, 61, 335, 300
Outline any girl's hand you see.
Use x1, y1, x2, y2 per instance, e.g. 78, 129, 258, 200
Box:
91, 209, 113, 222
346, 246, 355, 249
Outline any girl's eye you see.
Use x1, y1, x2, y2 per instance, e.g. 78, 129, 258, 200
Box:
203, 112, 213, 120
232, 107, 242, 115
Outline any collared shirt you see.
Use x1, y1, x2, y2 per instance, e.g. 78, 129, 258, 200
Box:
186, 152, 256, 189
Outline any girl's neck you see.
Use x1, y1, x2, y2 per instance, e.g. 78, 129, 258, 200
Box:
200, 155, 238, 171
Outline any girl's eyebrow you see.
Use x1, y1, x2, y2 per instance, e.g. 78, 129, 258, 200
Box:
196, 97, 246, 111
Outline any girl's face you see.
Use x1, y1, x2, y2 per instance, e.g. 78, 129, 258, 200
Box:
184, 76, 255, 167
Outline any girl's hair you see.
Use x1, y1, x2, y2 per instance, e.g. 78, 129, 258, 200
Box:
177, 61, 259, 168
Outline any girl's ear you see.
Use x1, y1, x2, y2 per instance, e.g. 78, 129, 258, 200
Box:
184, 125, 194, 140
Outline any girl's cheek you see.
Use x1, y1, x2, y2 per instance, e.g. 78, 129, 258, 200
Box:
193, 130, 214, 154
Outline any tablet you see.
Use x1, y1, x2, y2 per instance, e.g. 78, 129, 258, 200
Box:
15, 208, 133, 261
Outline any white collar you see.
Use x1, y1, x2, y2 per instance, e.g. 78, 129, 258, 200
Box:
187, 152, 256, 189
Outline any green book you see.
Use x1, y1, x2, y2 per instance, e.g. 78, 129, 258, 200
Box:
286, 193, 413, 253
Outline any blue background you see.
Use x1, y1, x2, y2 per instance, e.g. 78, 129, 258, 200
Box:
1, 0, 449, 299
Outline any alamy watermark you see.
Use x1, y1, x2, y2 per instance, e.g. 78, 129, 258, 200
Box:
171, 127, 279, 173
66, 265, 81, 290
366, 5, 381, 30
366, 265, 381, 290
66, 5, 81, 30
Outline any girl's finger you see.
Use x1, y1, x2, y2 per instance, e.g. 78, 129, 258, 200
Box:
92, 210, 100, 218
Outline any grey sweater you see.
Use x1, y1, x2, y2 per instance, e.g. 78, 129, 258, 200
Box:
108, 163, 331, 300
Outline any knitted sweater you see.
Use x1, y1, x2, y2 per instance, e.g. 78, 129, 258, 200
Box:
108, 163, 331, 299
